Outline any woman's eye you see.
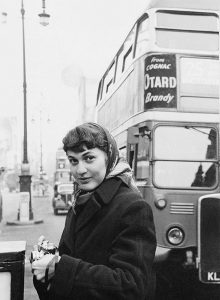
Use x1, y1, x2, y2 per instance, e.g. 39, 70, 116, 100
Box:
68, 158, 77, 165
85, 155, 95, 162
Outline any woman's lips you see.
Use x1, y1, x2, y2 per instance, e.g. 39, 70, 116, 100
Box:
78, 177, 91, 184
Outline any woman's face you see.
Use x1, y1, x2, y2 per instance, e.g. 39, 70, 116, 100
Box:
67, 147, 107, 191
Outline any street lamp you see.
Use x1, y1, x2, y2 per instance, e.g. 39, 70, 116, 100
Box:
18, 0, 50, 221
1, 12, 7, 24
38, 0, 50, 26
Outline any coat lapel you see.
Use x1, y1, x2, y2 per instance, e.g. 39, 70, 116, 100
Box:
75, 195, 101, 233
74, 178, 122, 233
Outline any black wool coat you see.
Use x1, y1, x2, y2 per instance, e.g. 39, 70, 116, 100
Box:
36, 177, 156, 300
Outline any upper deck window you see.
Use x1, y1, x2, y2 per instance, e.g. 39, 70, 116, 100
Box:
157, 11, 218, 31
135, 14, 150, 57
102, 60, 116, 95
179, 57, 219, 112
155, 11, 219, 51
55, 170, 71, 182
97, 80, 103, 104
115, 26, 135, 80
181, 57, 219, 87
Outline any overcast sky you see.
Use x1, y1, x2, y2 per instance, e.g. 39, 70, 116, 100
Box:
0, 0, 149, 173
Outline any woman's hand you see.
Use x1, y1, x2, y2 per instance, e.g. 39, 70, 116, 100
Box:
32, 253, 60, 282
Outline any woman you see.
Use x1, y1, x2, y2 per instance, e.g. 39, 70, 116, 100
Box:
32, 122, 156, 300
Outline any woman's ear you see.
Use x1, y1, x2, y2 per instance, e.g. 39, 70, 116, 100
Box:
105, 156, 108, 166
105, 154, 108, 169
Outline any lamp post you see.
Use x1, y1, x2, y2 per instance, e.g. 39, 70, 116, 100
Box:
39, 109, 44, 180
31, 108, 50, 196
18, 0, 33, 220
18, 0, 50, 221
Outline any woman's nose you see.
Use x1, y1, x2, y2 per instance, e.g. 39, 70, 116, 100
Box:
75, 161, 87, 175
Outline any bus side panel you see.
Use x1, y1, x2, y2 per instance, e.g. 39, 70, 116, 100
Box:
97, 59, 144, 132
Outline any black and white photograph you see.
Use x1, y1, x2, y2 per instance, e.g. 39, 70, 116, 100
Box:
0, 0, 219, 299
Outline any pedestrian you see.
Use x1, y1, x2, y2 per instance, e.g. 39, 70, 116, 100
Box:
32, 122, 156, 300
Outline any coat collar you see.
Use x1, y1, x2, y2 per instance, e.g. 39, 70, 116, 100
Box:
74, 177, 122, 233
94, 177, 122, 204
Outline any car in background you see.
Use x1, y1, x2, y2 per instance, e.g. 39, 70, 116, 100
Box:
52, 182, 73, 215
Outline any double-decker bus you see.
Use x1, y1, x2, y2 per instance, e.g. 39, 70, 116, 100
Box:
52, 148, 74, 215
54, 148, 72, 184
96, 0, 220, 298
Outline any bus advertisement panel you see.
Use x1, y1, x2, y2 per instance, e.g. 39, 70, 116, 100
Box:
144, 54, 177, 109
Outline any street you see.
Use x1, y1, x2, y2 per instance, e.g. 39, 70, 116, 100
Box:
0, 188, 66, 300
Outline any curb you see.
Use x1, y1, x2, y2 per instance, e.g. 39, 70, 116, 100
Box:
6, 219, 44, 226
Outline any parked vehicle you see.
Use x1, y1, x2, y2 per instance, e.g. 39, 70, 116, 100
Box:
52, 182, 73, 215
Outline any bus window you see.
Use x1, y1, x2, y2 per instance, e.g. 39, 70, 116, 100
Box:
97, 80, 103, 103
154, 161, 217, 189
55, 170, 72, 183
157, 11, 218, 31
115, 26, 136, 80
153, 126, 218, 189
119, 147, 127, 160
128, 144, 137, 177
122, 46, 133, 72
122, 26, 136, 71
180, 57, 219, 112
154, 126, 217, 160
136, 135, 150, 180
180, 57, 219, 86
115, 47, 124, 81
135, 14, 150, 57
180, 97, 219, 113
156, 11, 219, 51
157, 31, 218, 51
127, 129, 150, 180
103, 60, 116, 95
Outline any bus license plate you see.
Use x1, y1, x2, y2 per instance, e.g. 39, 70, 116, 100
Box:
198, 194, 220, 284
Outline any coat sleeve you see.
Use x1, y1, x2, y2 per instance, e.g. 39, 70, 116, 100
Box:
50, 198, 156, 300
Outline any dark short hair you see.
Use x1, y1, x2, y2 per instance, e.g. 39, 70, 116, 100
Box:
62, 123, 108, 153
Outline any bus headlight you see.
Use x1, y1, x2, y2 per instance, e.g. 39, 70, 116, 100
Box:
167, 227, 184, 245
155, 198, 167, 209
